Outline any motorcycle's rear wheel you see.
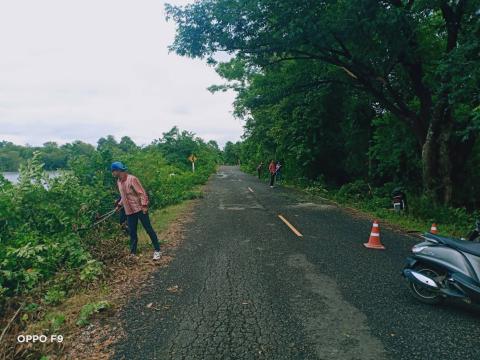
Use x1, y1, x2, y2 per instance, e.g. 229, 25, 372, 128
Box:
409, 265, 444, 305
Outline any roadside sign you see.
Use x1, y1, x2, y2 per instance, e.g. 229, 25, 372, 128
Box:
188, 154, 197, 172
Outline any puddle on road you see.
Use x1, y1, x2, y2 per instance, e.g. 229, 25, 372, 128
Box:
287, 254, 387, 360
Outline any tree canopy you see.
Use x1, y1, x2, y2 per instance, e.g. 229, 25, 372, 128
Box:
167, 0, 480, 206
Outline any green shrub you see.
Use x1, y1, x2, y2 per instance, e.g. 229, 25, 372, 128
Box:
1, 136, 219, 302
79, 260, 103, 282
76, 301, 111, 327
47, 312, 66, 332
304, 177, 329, 197
336, 180, 371, 202
43, 289, 66, 305
324, 180, 479, 237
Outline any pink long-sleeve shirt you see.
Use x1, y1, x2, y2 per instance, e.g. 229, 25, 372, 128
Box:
117, 174, 149, 215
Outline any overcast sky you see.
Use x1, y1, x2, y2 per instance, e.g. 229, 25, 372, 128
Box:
0, 0, 242, 148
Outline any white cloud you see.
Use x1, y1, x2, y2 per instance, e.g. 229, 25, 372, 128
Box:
0, 0, 242, 147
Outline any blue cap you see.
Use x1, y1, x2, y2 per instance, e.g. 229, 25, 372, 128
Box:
111, 161, 127, 171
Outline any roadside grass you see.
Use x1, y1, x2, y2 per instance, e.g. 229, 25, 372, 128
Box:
293, 184, 478, 239
347, 204, 473, 238
137, 201, 195, 253
5, 199, 195, 360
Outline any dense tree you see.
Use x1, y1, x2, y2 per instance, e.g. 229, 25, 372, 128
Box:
0, 152, 22, 172
97, 135, 119, 152
119, 136, 139, 152
39, 142, 68, 170
152, 126, 222, 170
0, 137, 128, 171
167, 0, 480, 205
61, 140, 95, 158
223, 141, 242, 165
0, 142, 26, 171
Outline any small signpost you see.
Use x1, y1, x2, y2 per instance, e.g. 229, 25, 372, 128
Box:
188, 154, 197, 172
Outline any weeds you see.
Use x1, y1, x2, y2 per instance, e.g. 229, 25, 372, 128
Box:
76, 301, 111, 327
305, 178, 479, 237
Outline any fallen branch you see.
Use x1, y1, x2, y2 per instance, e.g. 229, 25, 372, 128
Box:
0, 304, 23, 344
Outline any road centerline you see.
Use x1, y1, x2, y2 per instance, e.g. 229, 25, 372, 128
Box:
278, 214, 303, 238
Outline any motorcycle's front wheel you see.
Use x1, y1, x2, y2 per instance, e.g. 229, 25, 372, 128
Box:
408, 264, 444, 305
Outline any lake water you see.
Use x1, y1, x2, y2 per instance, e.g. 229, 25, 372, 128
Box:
2, 171, 62, 184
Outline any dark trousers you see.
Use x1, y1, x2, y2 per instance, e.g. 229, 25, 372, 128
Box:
257, 169, 262, 179
119, 208, 129, 235
269, 173, 275, 186
127, 211, 160, 254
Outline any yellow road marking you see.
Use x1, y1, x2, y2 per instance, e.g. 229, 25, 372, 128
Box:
248, 187, 254, 193
278, 214, 303, 237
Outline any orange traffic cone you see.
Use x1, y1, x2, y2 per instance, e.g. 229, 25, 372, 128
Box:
430, 223, 438, 234
363, 220, 386, 250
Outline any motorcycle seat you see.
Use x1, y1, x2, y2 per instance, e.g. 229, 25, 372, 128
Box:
424, 233, 480, 257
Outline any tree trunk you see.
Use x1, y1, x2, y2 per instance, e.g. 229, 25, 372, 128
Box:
421, 97, 454, 205
421, 124, 438, 201
438, 119, 453, 204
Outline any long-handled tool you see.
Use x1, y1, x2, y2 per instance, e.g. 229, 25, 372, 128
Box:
93, 208, 117, 226
76, 208, 117, 232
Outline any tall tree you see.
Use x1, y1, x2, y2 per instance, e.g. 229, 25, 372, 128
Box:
119, 136, 139, 152
166, 0, 480, 204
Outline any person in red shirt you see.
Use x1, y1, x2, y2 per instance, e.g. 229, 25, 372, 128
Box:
268, 160, 276, 188
111, 161, 161, 260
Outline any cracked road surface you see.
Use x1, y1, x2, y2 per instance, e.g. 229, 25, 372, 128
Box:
114, 166, 480, 360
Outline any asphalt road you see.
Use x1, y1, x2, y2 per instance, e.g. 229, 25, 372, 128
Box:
114, 166, 480, 360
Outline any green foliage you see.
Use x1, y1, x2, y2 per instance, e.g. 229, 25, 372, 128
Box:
336, 180, 372, 203
298, 177, 479, 238
47, 313, 66, 332
304, 179, 329, 198
0, 140, 96, 171
24, 302, 40, 313
368, 115, 422, 187
43, 288, 66, 305
0, 154, 100, 299
79, 260, 103, 282
223, 141, 242, 165
168, 0, 480, 206
76, 301, 111, 327
0, 129, 219, 304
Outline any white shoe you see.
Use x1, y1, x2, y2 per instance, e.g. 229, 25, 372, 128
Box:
153, 251, 162, 260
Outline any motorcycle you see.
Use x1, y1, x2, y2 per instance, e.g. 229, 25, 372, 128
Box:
402, 220, 480, 305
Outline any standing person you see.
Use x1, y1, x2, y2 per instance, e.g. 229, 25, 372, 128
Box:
275, 161, 282, 183
256, 161, 264, 179
111, 161, 161, 260
268, 160, 276, 188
